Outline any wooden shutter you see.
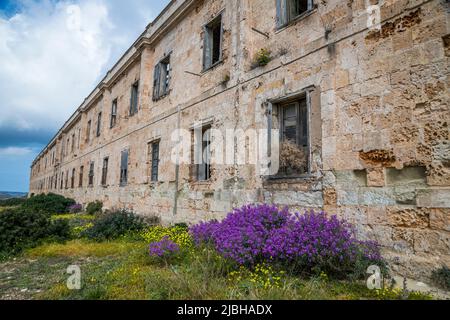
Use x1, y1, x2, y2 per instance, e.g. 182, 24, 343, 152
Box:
151, 142, 159, 182
299, 100, 308, 147
203, 26, 212, 70
152, 64, 161, 101
276, 0, 288, 28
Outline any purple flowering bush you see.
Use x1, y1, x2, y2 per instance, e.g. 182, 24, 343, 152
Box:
149, 236, 181, 264
191, 204, 386, 279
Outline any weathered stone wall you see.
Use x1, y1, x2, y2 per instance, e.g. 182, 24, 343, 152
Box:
30, 0, 449, 280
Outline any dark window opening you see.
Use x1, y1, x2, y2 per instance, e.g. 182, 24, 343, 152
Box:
86, 120, 91, 142
120, 149, 129, 186
102, 157, 108, 186
130, 81, 139, 116
79, 166, 84, 188
153, 55, 171, 101
96, 112, 102, 137
276, 0, 313, 28
110, 99, 117, 128
203, 15, 223, 70
88, 162, 94, 187
71, 168, 75, 189
195, 125, 211, 181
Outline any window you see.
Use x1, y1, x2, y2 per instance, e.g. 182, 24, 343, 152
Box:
88, 162, 94, 187
194, 125, 211, 181
71, 134, 75, 153
79, 166, 84, 187
60, 172, 64, 190
203, 15, 223, 70
149, 141, 160, 182
276, 0, 313, 28
275, 96, 309, 176
110, 99, 118, 128
96, 112, 102, 137
130, 81, 139, 116
153, 55, 171, 101
66, 138, 70, 156
65, 170, 69, 189
71, 168, 75, 189
86, 120, 91, 142
120, 149, 129, 186
102, 157, 109, 186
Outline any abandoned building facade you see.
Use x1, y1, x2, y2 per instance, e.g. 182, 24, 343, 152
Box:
30, 0, 449, 279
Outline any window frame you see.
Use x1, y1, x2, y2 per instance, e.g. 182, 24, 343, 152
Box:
202, 13, 224, 72
193, 125, 212, 182
101, 157, 109, 186
276, 0, 314, 30
120, 149, 129, 187
79, 165, 84, 188
267, 90, 312, 179
129, 81, 139, 116
152, 55, 171, 101
96, 112, 102, 137
110, 99, 118, 128
149, 141, 160, 182
88, 162, 95, 187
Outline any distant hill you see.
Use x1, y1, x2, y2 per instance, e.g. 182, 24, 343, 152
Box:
0, 191, 28, 200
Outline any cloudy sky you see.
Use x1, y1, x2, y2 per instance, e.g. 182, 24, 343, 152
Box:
0, 0, 169, 192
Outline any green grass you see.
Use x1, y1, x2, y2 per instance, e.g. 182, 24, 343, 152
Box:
0, 238, 434, 300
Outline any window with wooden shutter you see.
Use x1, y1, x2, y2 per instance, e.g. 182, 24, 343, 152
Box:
96, 112, 102, 137
88, 162, 94, 187
110, 99, 117, 128
120, 149, 129, 186
276, 0, 313, 29
195, 125, 212, 181
203, 15, 223, 70
130, 81, 139, 116
153, 55, 171, 101
275, 95, 309, 176
151, 142, 160, 182
102, 157, 108, 186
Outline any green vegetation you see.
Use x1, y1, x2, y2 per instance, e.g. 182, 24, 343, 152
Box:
431, 266, 450, 291
86, 201, 103, 215
0, 197, 27, 207
21, 193, 75, 215
0, 199, 437, 300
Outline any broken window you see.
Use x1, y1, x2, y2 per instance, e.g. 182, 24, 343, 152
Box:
71, 168, 75, 189
193, 125, 212, 181
79, 166, 84, 188
149, 141, 160, 182
96, 112, 102, 137
88, 162, 94, 187
203, 15, 223, 70
120, 149, 129, 186
130, 81, 139, 116
272, 95, 309, 177
153, 55, 171, 101
102, 157, 108, 186
110, 99, 117, 128
86, 120, 91, 142
276, 0, 314, 28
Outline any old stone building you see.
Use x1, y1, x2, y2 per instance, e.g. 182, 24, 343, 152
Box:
30, 0, 449, 279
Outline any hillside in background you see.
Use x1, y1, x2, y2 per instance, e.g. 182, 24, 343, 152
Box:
0, 191, 28, 200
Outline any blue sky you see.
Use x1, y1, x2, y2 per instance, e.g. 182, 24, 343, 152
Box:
0, 0, 170, 192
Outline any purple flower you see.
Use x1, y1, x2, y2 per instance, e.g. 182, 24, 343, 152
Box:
149, 236, 180, 258
68, 203, 82, 214
190, 204, 384, 274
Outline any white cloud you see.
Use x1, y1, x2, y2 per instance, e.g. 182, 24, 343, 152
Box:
0, 0, 164, 135
0, 146, 35, 156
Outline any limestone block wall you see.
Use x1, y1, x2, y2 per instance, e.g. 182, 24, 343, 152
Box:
30, 0, 449, 280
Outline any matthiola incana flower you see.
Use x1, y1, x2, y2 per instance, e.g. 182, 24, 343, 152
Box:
190, 204, 385, 278
149, 236, 180, 258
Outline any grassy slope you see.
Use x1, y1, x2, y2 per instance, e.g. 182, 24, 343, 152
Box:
0, 239, 433, 300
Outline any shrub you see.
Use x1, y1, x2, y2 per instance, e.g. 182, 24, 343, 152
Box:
431, 265, 450, 290
191, 204, 386, 279
0, 208, 71, 255
252, 48, 271, 68
68, 204, 83, 214
86, 201, 103, 215
83, 210, 145, 241
0, 197, 27, 207
21, 193, 75, 214
149, 236, 180, 259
